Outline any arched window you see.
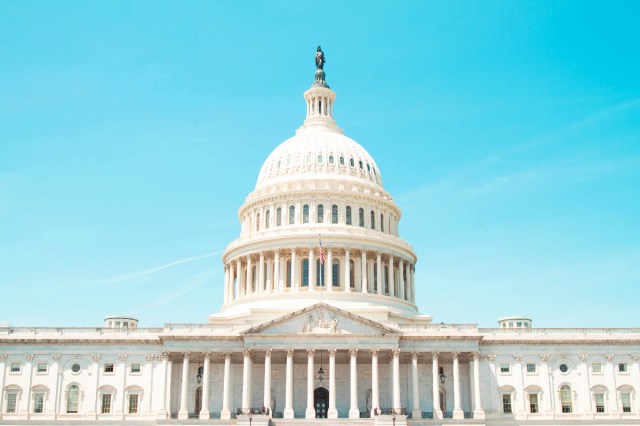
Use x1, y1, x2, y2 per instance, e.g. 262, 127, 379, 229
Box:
346, 206, 352, 225
350, 158, 355, 167
339, 156, 345, 165
265, 210, 270, 229
350, 259, 355, 288
332, 259, 340, 287
331, 205, 338, 224
317, 204, 324, 223
289, 206, 295, 225
359, 208, 365, 227
560, 385, 572, 413
303, 204, 309, 224
276, 207, 282, 226
256, 213, 260, 231
66, 385, 80, 413
316, 259, 325, 286
286, 260, 292, 288
380, 213, 384, 232
370, 210, 375, 229
301, 259, 309, 287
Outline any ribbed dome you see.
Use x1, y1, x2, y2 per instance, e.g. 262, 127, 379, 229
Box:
255, 126, 383, 190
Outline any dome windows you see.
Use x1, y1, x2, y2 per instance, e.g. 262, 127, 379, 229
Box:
276, 208, 282, 226
317, 204, 324, 223
256, 213, 260, 231
350, 158, 355, 168
265, 210, 270, 229
303, 204, 310, 223
339, 156, 345, 166
329, 155, 334, 164
346, 206, 352, 225
331, 205, 338, 224
359, 160, 363, 169
370, 210, 375, 229
359, 208, 365, 227
317, 155, 323, 164
288, 206, 295, 225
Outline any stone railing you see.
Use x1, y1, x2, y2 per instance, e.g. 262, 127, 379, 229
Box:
479, 328, 640, 335
0, 327, 162, 335
164, 323, 249, 333
397, 324, 478, 333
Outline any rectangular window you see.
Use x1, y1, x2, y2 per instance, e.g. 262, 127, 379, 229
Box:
10, 362, 21, 373
592, 362, 602, 373
332, 261, 340, 287
6, 392, 18, 413
618, 363, 628, 373
529, 394, 539, 413
289, 206, 295, 225
621, 392, 632, 413
33, 392, 45, 414
101, 393, 112, 414
526, 363, 536, 373
130, 363, 141, 373
104, 363, 115, 373
500, 364, 510, 373
128, 394, 139, 414
37, 363, 48, 373
595, 393, 605, 413
276, 207, 282, 226
502, 394, 512, 413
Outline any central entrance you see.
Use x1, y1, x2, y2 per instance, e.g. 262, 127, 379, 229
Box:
314, 387, 329, 418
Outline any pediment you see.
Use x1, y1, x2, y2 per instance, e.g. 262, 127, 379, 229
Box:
242, 303, 398, 336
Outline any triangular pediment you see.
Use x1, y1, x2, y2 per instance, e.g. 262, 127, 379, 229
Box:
242, 303, 399, 336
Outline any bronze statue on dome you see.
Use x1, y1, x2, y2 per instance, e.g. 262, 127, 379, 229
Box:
315, 46, 325, 70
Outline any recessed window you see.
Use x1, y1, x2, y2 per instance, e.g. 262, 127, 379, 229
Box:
559, 364, 569, 373
302, 204, 309, 223
104, 363, 115, 374
276, 207, 282, 226
317, 155, 323, 164
32, 391, 45, 414
595, 393, 605, 413
332, 259, 340, 287
526, 363, 537, 373
500, 364, 511, 373
66, 385, 79, 413
350, 158, 355, 167
329, 155, 334, 164
618, 363, 628, 373
622, 392, 632, 413
37, 363, 48, 373
370, 210, 375, 229
359, 208, 365, 227
10, 362, 21, 373
288, 205, 295, 225
339, 156, 345, 165
71, 363, 81, 373
529, 393, 539, 413
6, 392, 18, 413
502, 394, 512, 413
301, 259, 309, 287
560, 385, 572, 413
345, 206, 352, 225
265, 210, 270, 229
101, 393, 112, 414
130, 363, 141, 374
128, 393, 139, 414
367, 163, 371, 172
331, 204, 338, 224
592, 362, 602, 373
317, 204, 324, 223
358, 160, 363, 169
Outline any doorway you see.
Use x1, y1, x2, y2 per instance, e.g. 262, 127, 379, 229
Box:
194, 386, 202, 414
314, 387, 329, 418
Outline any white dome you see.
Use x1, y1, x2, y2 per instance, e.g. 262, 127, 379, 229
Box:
255, 126, 383, 190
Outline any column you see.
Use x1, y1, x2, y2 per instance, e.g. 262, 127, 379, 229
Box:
411, 352, 421, 419
291, 250, 298, 291
0, 355, 5, 417
199, 353, 211, 419
538, 354, 552, 415
157, 353, 169, 418
432, 352, 443, 419
264, 350, 272, 415
246, 256, 253, 295
577, 354, 592, 415
410, 265, 415, 302
513, 355, 526, 415
221, 353, 232, 419
328, 349, 338, 418
178, 353, 189, 419
371, 350, 380, 417
284, 349, 294, 418
21, 354, 34, 419
376, 253, 383, 295
258, 252, 265, 294
274, 251, 282, 292
235, 260, 242, 297
309, 248, 316, 291
393, 349, 401, 410
266, 256, 273, 293
327, 248, 333, 291
306, 349, 315, 418
242, 350, 252, 409
388, 257, 395, 297
605, 354, 619, 414
632, 355, 640, 416
224, 266, 230, 303
453, 352, 464, 419
361, 251, 368, 293
473, 353, 485, 419
349, 349, 359, 418
405, 263, 411, 301
165, 357, 173, 418
344, 249, 351, 292
398, 260, 405, 300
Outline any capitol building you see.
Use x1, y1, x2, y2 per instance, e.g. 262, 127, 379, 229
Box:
1, 51, 639, 426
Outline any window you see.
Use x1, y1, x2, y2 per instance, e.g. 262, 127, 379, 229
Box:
529, 394, 539, 413
276, 207, 282, 226
66, 385, 79, 413
303, 204, 309, 223
10, 362, 21, 373
350, 158, 354, 167
130, 363, 141, 374
317, 155, 323, 164
345, 206, 352, 225
316, 259, 324, 286
618, 363, 628, 373
332, 259, 340, 287
621, 392, 632, 413
500, 364, 510, 373
373, 263, 378, 291
317, 204, 324, 223
288, 205, 295, 225
527, 363, 537, 373
302, 259, 309, 287
104, 363, 115, 374
559, 364, 569, 373
349, 259, 355, 288
329, 155, 334, 164
560, 385, 572, 413
37, 363, 48, 373
33, 391, 45, 414
380, 213, 384, 232
359, 208, 364, 227
286, 260, 291, 288
370, 210, 375, 229
595, 392, 605, 413
592, 362, 602, 373
128, 393, 139, 414
71, 363, 81, 373
6, 391, 18, 413
339, 156, 345, 165
502, 394, 512, 413
265, 210, 270, 229
256, 213, 260, 231
101, 393, 112, 414
359, 160, 363, 169
331, 204, 338, 224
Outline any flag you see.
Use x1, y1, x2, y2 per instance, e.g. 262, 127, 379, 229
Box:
319, 236, 324, 265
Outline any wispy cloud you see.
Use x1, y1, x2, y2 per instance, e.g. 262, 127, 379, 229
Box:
99, 249, 223, 283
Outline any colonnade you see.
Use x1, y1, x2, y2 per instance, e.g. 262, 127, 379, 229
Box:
223, 248, 415, 305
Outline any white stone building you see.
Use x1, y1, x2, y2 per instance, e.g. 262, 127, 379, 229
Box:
1, 52, 639, 426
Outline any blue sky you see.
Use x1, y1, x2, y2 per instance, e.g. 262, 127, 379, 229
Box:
1, 1, 639, 327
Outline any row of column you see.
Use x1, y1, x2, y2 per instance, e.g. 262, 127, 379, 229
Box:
175, 350, 485, 420
224, 249, 415, 304
307, 94, 334, 118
